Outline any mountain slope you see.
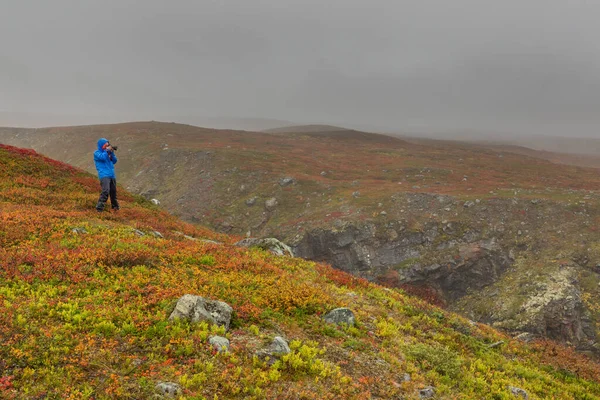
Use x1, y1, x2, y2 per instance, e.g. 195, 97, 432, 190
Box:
2, 143, 600, 398
2, 122, 600, 356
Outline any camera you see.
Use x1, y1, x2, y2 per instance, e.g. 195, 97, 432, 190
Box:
108, 144, 118, 151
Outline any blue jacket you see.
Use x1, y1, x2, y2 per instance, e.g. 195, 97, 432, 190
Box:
94, 138, 118, 179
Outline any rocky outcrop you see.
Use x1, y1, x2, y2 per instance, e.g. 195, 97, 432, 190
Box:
491, 267, 597, 354
394, 238, 513, 302
292, 221, 426, 280
292, 222, 512, 303
291, 219, 599, 355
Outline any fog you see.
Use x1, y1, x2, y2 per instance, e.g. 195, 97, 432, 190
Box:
2, 0, 600, 137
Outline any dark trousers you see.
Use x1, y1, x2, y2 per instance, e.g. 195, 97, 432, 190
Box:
97, 177, 119, 210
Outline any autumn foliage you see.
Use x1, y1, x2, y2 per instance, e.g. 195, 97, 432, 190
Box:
1, 143, 600, 399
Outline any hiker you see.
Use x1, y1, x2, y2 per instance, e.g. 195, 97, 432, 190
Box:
94, 138, 119, 212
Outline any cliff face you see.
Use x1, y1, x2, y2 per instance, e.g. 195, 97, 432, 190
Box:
291, 200, 599, 356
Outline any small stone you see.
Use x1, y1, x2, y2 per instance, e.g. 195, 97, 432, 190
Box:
72, 227, 87, 234
352, 191, 360, 198
151, 231, 163, 238
245, 197, 257, 206
150, 198, 160, 205
320, 171, 327, 176
256, 336, 291, 365
209, 336, 230, 352
508, 386, 529, 399
419, 386, 435, 399
269, 337, 291, 355
265, 197, 278, 210
155, 382, 181, 398
323, 308, 356, 326
134, 229, 145, 237
279, 177, 295, 186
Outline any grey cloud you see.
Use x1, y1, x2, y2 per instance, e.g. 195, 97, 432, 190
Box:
2, 0, 600, 136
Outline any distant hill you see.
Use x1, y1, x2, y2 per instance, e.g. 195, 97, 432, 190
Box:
168, 116, 297, 132
2, 142, 600, 398
264, 124, 351, 133
0, 112, 296, 132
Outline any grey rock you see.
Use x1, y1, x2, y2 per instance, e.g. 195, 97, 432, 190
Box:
513, 332, 535, 343
280, 177, 295, 186
320, 171, 327, 176
256, 336, 291, 364
352, 191, 360, 198
209, 335, 230, 352
155, 382, 181, 398
323, 308, 356, 326
71, 227, 87, 234
169, 294, 233, 331
265, 197, 278, 210
200, 239, 222, 245
235, 237, 293, 256
245, 196, 257, 206
463, 201, 475, 208
151, 231, 163, 238
133, 229, 145, 237
419, 386, 435, 399
150, 198, 160, 205
508, 386, 528, 399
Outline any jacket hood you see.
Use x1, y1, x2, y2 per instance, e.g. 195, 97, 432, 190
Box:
97, 138, 109, 151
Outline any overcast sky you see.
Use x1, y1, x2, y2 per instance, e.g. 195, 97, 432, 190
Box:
2, 0, 600, 136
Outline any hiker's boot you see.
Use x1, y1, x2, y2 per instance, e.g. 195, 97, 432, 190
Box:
96, 201, 106, 212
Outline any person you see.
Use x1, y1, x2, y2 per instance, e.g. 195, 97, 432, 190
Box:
94, 138, 119, 212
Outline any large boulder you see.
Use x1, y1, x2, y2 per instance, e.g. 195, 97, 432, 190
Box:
235, 238, 293, 257
169, 294, 233, 331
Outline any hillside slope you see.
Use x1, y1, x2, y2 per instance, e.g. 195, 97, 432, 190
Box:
2, 144, 600, 398
2, 122, 600, 356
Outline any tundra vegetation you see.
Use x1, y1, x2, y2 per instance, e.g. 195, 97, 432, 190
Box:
1, 143, 600, 398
